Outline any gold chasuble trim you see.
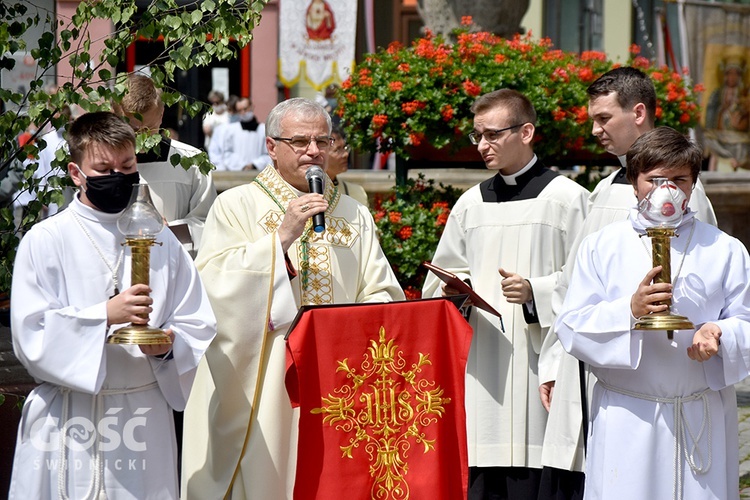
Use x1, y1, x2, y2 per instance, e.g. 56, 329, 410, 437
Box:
225, 232, 277, 499
311, 326, 451, 500
254, 167, 361, 305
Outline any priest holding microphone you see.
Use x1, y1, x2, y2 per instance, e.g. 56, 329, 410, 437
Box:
181, 98, 404, 499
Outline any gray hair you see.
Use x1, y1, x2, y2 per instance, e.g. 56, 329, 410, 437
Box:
266, 97, 332, 137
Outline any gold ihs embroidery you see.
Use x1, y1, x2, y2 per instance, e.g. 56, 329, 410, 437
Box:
311, 327, 451, 500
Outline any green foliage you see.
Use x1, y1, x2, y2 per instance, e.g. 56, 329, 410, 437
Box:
337, 20, 701, 162
0, 0, 268, 295
372, 174, 462, 298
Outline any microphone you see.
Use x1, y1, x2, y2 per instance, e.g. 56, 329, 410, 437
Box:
305, 165, 326, 233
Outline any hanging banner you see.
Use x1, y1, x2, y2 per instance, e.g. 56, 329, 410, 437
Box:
278, 0, 357, 90
683, 2, 750, 171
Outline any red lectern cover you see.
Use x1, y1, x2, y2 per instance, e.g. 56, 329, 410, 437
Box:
285, 298, 473, 500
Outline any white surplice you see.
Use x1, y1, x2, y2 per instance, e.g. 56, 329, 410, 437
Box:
8, 196, 217, 500
181, 165, 404, 500
539, 168, 718, 472
423, 163, 589, 469
207, 121, 271, 171
137, 137, 217, 255
555, 211, 750, 500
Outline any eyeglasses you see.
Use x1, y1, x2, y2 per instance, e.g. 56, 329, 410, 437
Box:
331, 144, 350, 155
273, 135, 333, 151
468, 124, 524, 145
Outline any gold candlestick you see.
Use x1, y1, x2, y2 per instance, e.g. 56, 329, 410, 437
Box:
633, 179, 694, 340
107, 184, 171, 345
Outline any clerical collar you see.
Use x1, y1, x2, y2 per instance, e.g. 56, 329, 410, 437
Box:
500, 155, 537, 185
240, 116, 260, 132
480, 158, 558, 202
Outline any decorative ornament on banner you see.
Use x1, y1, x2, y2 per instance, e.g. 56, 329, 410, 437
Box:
286, 299, 472, 500
279, 0, 357, 90
683, 2, 750, 171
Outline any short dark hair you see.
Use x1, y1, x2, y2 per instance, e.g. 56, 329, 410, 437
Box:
67, 112, 136, 165
226, 95, 240, 113
470, 89, 537, 125
625, 127, 702, 186
331, 115, 346, 141
587, 67, 657, 126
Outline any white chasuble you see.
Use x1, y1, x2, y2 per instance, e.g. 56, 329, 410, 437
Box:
182, 166, 403, 499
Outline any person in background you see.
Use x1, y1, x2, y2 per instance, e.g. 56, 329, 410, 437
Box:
208, 96, 271, 171
181, 97, 404, 499
117, 73, 217, 257
8, 111, 216, 499
555, 126, 750, 500
202, 90, 229, 150
328, 121, 368, 206
15, 105, 74, 221
423, 89, 589, 500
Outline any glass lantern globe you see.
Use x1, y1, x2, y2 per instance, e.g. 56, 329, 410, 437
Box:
117, 184, 164, 239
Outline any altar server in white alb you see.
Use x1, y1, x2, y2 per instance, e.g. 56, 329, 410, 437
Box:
538, 67, 718, 498
422, 89, 589, 500
181, 98, 404, 499
8, 111, 217, 499
208, 96, 272, 171
556, 126, 750, 500
118, 73, 217, 256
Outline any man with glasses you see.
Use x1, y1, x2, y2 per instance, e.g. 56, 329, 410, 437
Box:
327, 120, 369, 206
423, 89, 589, 500
181, 97, 404, 499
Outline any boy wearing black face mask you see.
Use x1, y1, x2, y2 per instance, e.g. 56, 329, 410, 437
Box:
8, 111, 217, 499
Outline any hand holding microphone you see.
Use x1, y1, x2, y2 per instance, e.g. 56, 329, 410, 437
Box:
305, 166, 326, 233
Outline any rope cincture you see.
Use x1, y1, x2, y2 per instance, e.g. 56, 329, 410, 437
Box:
598, 380, 712, 500
57, 382, 159, 500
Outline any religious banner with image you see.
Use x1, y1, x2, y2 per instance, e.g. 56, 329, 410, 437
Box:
286, 298, 472, 500
278, 0, 357, 90
683, 2, 750, 171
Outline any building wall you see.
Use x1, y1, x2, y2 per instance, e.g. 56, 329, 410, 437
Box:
251, 0, 280, 122
56, 1, 113, 89
523, 0, 632, 59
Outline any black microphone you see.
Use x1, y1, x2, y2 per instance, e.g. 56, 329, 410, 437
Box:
305, 165, 326, 233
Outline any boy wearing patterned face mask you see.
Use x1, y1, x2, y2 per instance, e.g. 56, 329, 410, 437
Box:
8, 111, 216, 499
555, 126, 750, 500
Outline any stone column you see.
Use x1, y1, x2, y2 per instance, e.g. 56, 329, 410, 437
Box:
417, 0, 530, 37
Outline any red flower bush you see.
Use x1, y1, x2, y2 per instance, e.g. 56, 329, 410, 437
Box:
372, 174, 461, 296
337, 20, 701, 160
